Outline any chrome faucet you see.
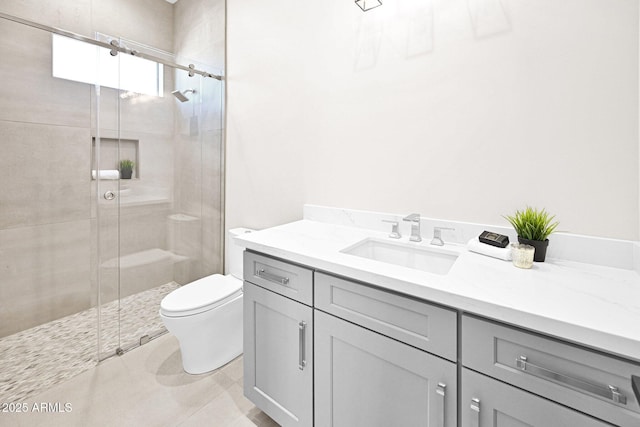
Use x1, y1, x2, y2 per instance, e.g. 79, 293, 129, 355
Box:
403, 213, 422, 242
431, 227, 455, 246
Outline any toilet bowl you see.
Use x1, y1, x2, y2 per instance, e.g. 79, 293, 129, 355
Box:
160, 227, 252, 374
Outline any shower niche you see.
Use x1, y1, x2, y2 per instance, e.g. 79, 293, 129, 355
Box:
91, 137, 139, 179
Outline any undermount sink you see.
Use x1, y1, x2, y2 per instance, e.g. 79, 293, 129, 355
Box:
340, 238, 459, 275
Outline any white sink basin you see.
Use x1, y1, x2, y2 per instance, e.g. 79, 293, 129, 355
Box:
340, 238, 459, 275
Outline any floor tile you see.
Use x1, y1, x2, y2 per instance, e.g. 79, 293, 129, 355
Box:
0, 333, 277, 427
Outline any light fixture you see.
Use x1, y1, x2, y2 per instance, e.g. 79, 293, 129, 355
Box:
355, 0, 382, 11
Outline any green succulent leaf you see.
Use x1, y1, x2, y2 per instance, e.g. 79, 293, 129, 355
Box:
119, 159, 135, 172
503, 206, 559, 241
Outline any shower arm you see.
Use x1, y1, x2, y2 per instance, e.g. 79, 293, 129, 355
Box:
0, 11, 223, 81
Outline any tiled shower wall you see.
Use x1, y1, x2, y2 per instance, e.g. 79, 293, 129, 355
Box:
173, 0, 226, 279
0, 0, 225, 338
0, 17, 94, 338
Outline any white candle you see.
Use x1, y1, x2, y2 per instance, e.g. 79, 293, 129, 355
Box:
511, 243, 535, 269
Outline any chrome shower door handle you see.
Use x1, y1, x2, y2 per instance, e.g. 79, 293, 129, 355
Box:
298, 321, 307, 370
103, 190, 116, 200
436, 383, 446, 427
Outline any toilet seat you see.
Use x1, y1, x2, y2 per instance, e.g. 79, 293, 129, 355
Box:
160, 274, 242, 317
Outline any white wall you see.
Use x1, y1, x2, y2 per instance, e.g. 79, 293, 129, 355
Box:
226, 0, 639, 240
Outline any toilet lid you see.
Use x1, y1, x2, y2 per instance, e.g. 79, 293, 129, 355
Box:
160, 274, 242, 317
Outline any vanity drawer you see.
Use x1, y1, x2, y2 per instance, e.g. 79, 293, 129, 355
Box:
243, 251, 313, 305
462, 315, 640, 426
315, 272, 457, 361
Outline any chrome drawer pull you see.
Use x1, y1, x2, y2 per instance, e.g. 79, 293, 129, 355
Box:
256, 268, 290, 285
470, 398, 480, 427
436, 383, 446, 427
516, 355, 627, 405
298, 321, 306, 370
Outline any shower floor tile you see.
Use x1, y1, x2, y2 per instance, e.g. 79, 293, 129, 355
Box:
0, 282, 179, 404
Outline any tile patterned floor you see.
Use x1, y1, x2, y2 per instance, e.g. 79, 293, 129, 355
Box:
0, 282, 179, 404
0, 334, 278, 427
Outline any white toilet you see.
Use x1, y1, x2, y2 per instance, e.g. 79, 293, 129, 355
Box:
160, 227, 251, 374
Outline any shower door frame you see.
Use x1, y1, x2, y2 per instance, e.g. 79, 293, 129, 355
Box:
0, 11, 222, 81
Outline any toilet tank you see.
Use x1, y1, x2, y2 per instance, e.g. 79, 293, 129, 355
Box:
228, 228, 254, 279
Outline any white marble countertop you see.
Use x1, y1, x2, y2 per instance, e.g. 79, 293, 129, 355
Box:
236, 219, 640, 362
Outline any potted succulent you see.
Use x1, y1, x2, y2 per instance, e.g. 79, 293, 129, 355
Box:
119, 159, 135, 180
504, 207, 559, 262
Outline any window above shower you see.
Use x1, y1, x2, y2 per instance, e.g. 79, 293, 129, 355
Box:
51, 34, 163, 97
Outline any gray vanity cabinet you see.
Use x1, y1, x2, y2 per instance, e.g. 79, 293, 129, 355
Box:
243, 248, 639, 427
243, 252, 314, 427
315, 310, 457, 427
314, 272, 457, 427
461, 368, 611, 427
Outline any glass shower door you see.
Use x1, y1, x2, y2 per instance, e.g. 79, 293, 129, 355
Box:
112, 38, 179, 354
94, 36, 174, 357
93, 41, 123, 358
94, 37, 224, 358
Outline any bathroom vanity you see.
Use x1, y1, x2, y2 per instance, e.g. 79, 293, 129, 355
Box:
239, 212, 640, 427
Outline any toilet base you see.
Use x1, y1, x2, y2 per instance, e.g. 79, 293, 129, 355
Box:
161, 294, 243, 375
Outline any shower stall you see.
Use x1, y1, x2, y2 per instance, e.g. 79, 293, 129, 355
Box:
0, 0, 224, 403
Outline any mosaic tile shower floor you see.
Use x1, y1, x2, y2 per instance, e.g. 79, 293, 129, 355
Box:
0, 282, 179, 403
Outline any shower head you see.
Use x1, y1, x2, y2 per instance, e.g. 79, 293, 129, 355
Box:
171, 89, 196, 102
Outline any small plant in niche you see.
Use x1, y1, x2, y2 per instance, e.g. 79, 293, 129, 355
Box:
503, 207, 559, 262
119, 159, 135, 180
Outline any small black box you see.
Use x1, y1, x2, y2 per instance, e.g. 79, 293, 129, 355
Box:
479, 231, 509, 248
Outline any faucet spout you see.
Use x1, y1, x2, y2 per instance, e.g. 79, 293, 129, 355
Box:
402, 213, 422, 242
403, 213, 420, 221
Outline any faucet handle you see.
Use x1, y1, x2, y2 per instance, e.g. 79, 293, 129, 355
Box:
431, 227, 455, 246
382, 220, 401, 239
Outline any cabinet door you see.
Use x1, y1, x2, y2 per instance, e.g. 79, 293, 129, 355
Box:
244, 282, 313, 427
315, 309, 457, 427
461, 369, 611, 427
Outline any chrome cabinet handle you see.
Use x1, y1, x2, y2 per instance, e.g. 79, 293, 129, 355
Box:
255, 268, 290, 285
470, 398, 480, 427
103, 190, 116, 200
436, 383, 446, 427
516, 355, 627, 404
298, 321, 306, 370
